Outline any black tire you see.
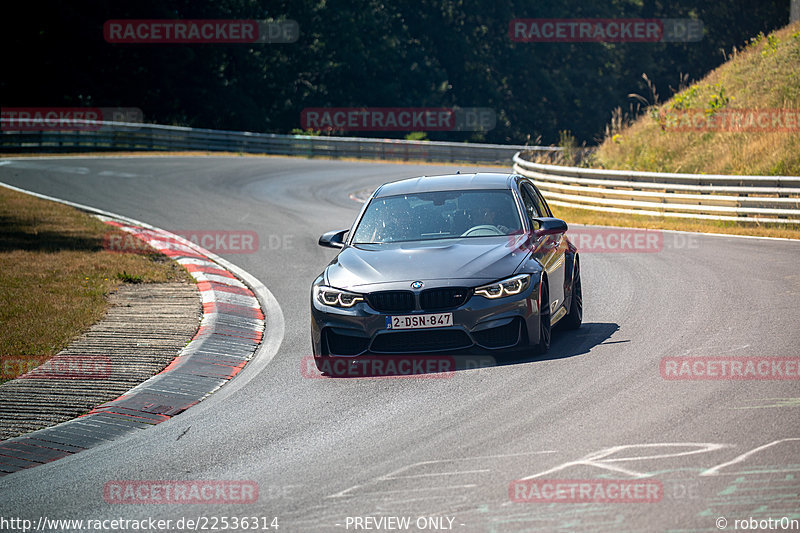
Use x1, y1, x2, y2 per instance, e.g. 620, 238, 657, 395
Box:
534, 278, 551, 354
562, 259, 583, 330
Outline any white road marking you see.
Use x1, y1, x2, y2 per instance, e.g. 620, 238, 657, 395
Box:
328, 451, 556, 499
519, 443, 729, 480
700, 438, 800, 476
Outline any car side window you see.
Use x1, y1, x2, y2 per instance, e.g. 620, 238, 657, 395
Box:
533, 187, 553, 217
523, 182, 551, 219
519, 183, 541, 226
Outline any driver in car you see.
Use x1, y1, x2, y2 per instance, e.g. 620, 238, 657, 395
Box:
477, 205, 513, 234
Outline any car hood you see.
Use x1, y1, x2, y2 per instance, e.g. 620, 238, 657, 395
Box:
325, 235, 529, 290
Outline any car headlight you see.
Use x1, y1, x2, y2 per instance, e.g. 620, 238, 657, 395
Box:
314, 285, 365, 308
474, 274, 530, 299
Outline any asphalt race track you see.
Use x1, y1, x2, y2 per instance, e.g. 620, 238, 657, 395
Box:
1, 156, 799, 532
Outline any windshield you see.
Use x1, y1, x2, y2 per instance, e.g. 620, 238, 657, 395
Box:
351, 189, 522, 244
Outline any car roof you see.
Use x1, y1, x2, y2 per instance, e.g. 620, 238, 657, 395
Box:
373, 173, 516, 198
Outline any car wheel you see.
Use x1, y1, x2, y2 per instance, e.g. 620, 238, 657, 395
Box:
534, 278, 551, 354
562, 259, 582, 330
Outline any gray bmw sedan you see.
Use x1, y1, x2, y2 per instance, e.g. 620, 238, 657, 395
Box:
310, 172, 582, 374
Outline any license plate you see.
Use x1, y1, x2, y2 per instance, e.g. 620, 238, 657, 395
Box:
386, 312, 453, 330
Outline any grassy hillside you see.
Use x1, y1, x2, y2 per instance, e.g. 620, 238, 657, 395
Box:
592, 22, 800, 176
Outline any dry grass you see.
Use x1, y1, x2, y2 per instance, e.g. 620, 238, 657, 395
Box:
0, 186, 191, 366
592, 22, 800, 176
542, 22, 800, 239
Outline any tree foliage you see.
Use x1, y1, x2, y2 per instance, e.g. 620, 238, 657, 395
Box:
1, 0, 790, 144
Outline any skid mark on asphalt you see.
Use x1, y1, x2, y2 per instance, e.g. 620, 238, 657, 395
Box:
0, 160, 150, 177
0, 161, 90, 174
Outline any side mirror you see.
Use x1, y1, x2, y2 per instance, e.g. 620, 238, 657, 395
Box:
319, 229, 348, 249
532, 217, 568, 237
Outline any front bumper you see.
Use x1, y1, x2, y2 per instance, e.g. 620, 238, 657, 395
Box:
310, 281, 541, 357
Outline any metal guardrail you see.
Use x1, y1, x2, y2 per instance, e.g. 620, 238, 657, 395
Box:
513, 152, 800, 224
0, 119, 557, 165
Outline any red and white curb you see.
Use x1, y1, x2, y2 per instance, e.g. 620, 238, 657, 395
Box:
0, 181, 284, 477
